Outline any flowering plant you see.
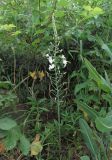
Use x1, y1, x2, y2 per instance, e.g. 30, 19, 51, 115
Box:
46, 52, 67, 71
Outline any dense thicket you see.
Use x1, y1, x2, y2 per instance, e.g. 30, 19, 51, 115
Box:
0, 0, 112, 160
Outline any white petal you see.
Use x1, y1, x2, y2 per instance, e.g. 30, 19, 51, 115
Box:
61, 55, 66, 60
48, 56, 53, 64
49, 64, 55, 70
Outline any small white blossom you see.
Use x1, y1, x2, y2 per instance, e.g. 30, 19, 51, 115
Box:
48, 56, 54, 64
46, 54, 49, 57
63, 59, 67, 67
61, 55, 67, 67
49, 64, 55, 70
46, 54, 54, 64
61, 55, 66, 60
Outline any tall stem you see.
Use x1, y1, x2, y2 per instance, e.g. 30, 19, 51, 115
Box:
52, 13, 61, 159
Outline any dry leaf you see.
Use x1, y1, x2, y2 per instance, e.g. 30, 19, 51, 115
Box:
0, 142, 5, 153
31, 134, 43, 156
83, 111, 89, 121
38, 71, 45, 81
29, 71, 37, 80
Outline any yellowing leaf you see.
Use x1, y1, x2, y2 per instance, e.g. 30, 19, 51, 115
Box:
31, 134, 43, 156
83, 111, 89, 121
29, 71, 37, 80
38, 71, 45, 81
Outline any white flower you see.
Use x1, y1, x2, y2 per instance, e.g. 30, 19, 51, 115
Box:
46, 54, 49, 57
61, 54, 67, 67
61, 55, 66, 60
63, 59, 67, 67
46, 54, 54, 64
49, 64, 55, 70
48, 56, 54, 64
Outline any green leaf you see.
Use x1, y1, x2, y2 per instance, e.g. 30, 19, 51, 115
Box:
58, 0, 68, 7
97, 37, 112, 61
79, 119, 99, 158
83, 5, 93, 11
94, 133, 108, 160
4, 127, 20, 150
0, 130, 6, 139
76, 100, 98, 121
0, 24, 16, 31
75, 81, 89, 94
95, 113, 112, 132
55, 11, 65, 18
77, 101, 112, 133
11, 30, 21, 36
102, 44, 112, 59
19, 135, 30, 155
82, 6, 103, 19
84, 58, 112, 93
80, 155, 90, 160
84, 58, 101, 81
0, 117, 17, 130
102, 94, 112, 106
0, 81, 14, 89
104, 70, 111, 86
93, 7, 104, 16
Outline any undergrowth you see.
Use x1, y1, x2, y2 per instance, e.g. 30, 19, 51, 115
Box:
0, 0, 112, 160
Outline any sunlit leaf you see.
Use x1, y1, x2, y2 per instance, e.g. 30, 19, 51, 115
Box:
0, 24, 16, 31
93, 7, 104, 15
11, 30, 21, 36
83, 5, 92, 11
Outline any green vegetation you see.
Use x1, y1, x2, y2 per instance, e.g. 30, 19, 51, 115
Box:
0, 0, 112, 159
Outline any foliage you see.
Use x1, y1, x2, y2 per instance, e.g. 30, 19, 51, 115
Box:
76, 59, 112, 159
0, 0, 112, 159
0, 81, 30, 156
80, 155, 90, 160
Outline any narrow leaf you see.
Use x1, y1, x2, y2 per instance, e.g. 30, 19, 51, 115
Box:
76, 100, 98, 121
79, 119, 99, 158
84, 58, 112, 93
